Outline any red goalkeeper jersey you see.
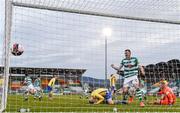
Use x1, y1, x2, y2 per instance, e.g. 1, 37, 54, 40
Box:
158, 86, 176, 105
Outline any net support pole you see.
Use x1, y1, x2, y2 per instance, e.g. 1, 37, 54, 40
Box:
0, 0, 13, 112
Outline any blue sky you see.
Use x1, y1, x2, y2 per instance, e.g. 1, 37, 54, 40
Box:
0, 0, 180, 79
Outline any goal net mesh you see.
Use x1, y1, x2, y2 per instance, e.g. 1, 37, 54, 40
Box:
1, 0, 180, 112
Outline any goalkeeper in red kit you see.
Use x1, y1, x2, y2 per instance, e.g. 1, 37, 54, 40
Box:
154, 80, 176, 105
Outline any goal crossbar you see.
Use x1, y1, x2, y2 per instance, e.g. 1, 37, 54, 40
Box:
12, 2, 180, 25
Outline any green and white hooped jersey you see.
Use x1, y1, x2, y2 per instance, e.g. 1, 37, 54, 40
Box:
121, 57, 139, 78
34, 78, 41, 87
24, 76, 33, 86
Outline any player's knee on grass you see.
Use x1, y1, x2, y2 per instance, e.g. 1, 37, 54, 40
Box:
107, 98, 114, 105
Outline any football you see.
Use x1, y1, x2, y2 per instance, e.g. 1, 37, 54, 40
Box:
11, 43, 24, 56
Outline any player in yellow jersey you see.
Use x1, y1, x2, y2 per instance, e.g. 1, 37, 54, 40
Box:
89, 88, 129, 105
109, 74, 117, 95
89, 88, 114, 104
47, 75, 58, 100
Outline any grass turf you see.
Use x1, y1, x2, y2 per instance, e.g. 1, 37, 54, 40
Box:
5, 94, 180, 112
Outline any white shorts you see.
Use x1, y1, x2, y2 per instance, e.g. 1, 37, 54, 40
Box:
34, 87, 41, 91
84, 89, 88, 93
27, 84, 36, 91
123, 76, 139, 88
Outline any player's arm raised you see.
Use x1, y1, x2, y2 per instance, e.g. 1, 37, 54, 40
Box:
111, 64, 123, 71
139, 65, 145, 76
135, 57, 145, 76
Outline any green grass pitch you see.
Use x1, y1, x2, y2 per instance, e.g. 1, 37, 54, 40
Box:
6, 94, 180, 112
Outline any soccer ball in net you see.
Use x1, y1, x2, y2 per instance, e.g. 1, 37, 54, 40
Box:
11, 43, 24, 56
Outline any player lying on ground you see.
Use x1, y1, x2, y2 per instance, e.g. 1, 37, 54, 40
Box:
148, 78, 167, 94
88, 88, 128, 105
89, 88, 114, 104
153, 80, 176, 105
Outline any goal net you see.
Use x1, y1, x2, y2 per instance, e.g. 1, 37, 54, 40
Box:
1, 0, 180, 112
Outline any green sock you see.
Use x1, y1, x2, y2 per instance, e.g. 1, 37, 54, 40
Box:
34, 91, 40, 98
139, 97, 142, 102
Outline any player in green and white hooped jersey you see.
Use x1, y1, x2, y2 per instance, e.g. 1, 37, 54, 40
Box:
111, 49, 145, 106
23, 74, 35, 101
33, 75, 42, 101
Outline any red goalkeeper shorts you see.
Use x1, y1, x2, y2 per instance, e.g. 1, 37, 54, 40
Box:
160, 98, 175, 105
